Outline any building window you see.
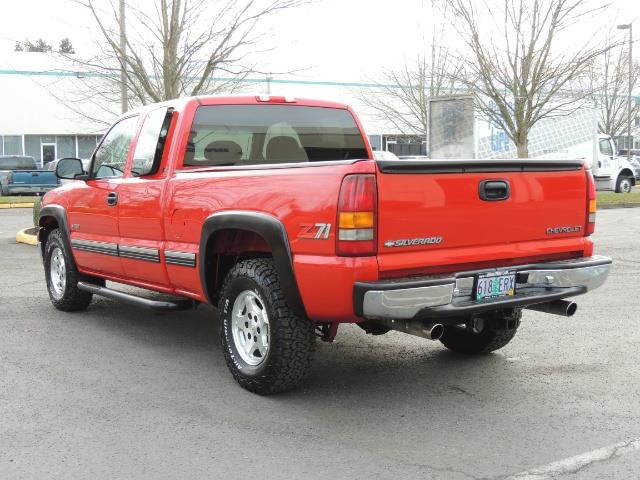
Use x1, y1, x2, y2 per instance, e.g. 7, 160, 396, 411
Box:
3, 136, 23, 156
78, 136, 99, 159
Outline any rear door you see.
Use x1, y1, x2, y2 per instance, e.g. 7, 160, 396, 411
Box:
67, 115, 139, 277
117, 106, 174, 289
375, 159, 588, 274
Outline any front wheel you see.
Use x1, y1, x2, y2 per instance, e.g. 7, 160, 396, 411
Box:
219, 258, 315, 395
616, 175, 633, 193
440, 309, 521, 354
44, 229, 94, 311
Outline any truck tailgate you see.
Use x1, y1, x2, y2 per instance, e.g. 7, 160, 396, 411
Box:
375, 160, 588, 274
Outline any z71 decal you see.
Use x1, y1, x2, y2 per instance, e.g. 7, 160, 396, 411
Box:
298, 223, 332, 240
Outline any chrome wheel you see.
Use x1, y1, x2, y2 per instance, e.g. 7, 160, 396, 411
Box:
619, 178, 632, 193
231, 290, 270, 366
49, 247, 66, 299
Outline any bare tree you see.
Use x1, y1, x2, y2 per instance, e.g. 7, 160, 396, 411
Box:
585, 42, 640, 139
358, 0, 462, 140
447, 0, 613, 158
65, 0, 306, 118
358, 47, 462, 138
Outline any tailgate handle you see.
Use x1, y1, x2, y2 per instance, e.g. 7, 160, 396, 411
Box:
479, 180, 510, 201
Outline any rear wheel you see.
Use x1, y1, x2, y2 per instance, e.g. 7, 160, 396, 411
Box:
616, 175, 633, 193
219, 258, 315, 395
440, 309, 521, 354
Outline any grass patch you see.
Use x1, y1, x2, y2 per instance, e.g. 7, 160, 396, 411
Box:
597, 190, 640, 206
0, 196, 40, 204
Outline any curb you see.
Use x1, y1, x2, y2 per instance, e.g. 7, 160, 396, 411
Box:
16, 227, 38, 246
598, 203, 640, 209
0, 203, 35, 209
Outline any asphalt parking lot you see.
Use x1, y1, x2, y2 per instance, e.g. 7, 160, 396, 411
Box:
1, 207, 639, 480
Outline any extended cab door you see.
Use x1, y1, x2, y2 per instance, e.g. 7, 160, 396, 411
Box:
67, 115, 139, 277
117, 106, 174, 289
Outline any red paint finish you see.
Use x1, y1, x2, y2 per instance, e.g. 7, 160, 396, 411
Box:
41, 95, 597, 324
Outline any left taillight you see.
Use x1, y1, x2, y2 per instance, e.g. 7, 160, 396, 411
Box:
585, 169, 596, 235
336, 174, 377, 256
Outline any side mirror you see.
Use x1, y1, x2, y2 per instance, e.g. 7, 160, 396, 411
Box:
55, 158, 87, 180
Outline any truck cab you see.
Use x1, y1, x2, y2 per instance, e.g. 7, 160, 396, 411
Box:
587, 135, 635, 193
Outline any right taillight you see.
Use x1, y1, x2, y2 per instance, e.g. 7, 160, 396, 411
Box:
336, 174, 377, 256
586, 169, 596, 235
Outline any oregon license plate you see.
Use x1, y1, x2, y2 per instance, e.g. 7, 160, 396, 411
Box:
475, 271, 516, 300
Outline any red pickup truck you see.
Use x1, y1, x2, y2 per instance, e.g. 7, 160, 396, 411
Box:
39, 95, 611, 394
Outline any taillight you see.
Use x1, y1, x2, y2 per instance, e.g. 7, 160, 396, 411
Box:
586, 169, 596, 235
336, 174, 377, 256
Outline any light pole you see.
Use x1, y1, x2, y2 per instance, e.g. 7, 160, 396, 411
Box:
617, 22, 633, 159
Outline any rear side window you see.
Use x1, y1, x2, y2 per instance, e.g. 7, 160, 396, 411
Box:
0, 156, 37, 170
183, 105, 368, 167
131, 107, 172, 176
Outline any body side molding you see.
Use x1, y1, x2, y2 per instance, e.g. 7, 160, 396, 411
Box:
199, 211, 306, 317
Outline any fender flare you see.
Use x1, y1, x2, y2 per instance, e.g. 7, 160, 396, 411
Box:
199, 211, 306, 318
38, 205, 74, 266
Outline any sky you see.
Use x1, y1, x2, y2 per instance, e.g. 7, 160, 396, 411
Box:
0, 0, 638, 85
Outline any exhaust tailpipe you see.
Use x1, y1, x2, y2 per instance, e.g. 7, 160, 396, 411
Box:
527, 300, 577, 317
372, 319, 444, 341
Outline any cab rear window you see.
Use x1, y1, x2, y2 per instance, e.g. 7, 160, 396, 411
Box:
0, 156, 37, 170
183, 105, 368, 167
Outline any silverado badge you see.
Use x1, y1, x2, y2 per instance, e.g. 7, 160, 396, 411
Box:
384, 236, 443, 248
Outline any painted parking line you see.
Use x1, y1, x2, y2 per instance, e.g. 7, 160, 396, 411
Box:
506, 438, 640, 480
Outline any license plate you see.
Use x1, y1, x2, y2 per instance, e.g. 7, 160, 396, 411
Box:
475, 271, 516, 300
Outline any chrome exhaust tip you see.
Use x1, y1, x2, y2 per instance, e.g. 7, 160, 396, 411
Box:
426, 323, 445, 340
370, 319, 445, 341
527, 300, 578, 317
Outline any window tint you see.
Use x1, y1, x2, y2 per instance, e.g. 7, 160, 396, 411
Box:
0, 156, 37, 170
91, 116, 138, 179
184, 105, 368, 167
599, 139, 613, 156
131, 107, 172, 176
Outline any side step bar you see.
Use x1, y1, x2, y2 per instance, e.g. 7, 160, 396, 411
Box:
77, 282, 197, 311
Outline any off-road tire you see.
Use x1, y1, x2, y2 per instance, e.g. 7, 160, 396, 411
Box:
219, 258, 315, 395
44, 228, 94, 311
440, 309, 522, 354
616, 175, 633, 193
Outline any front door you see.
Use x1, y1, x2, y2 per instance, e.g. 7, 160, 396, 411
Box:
67, 115, 139, 278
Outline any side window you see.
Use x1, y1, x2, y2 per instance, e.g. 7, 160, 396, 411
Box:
131, 107, 172, 176
91, 116, 139, 179
599, 139, 613, 156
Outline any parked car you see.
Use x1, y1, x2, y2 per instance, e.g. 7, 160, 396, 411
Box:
372, 150, 399, 160
0, 155, 58, 195
44, 158, 91, 185
39, 95, 611, 394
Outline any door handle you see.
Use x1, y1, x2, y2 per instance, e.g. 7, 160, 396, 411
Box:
106, 191, 118, 206
479, 180, 510, 201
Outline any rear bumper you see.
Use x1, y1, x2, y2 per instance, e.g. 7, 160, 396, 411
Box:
354, 255, 611, 320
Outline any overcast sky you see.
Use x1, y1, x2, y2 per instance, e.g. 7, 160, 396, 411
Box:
0, 0, 638, 84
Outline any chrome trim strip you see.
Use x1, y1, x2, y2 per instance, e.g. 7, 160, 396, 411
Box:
164, 250, 196, 267
71, 238, 119, 257
119, 245, 160, 263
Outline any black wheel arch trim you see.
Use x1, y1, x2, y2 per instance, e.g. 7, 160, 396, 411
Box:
199, 211, 306, 317
38, 204, 74, 266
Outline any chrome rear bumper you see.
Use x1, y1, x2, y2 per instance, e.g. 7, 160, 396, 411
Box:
354, 256, 611, 320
